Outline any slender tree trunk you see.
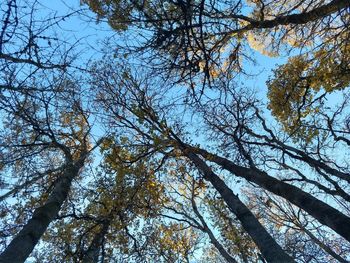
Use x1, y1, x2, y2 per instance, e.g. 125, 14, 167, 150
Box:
299, 225, 349, 263
81, 221, 110, 263
191, 146, 350, 242
191, 195, 238, 263
0, 159, 85, 263
186, 152, 294, 263
205, 227, 238, 263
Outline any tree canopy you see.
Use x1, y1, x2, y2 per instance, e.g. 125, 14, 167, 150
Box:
1, 0, 350, 262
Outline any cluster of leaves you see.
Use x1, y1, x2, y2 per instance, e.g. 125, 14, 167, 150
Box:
268, 37, 350, 139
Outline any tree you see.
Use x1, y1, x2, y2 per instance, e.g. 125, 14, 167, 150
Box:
34, 143, 166, 262
0, 2, 96, 261
2, 1, 350, 262
158, 168, 259, 263
91, 60, 350, 261
90, 63, 295, 261
82, 0, 350, 97
244, 189, 350, 262
0, 72, 101, 262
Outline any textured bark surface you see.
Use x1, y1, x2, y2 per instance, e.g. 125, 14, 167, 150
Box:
0, 161, 83, 263
192, 147, 350, 242
186, 152, 295, 263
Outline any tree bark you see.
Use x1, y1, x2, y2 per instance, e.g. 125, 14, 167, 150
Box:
81, 221, 110, 263
190, 146, 350, 242
186, 152, 294, 263
0, 159, 85, 263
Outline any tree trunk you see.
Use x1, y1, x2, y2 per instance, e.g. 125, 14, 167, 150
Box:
186, 152, 294, 263
0, 159, 85, 263
299, 225, 349, 263
81, 221, 110, 263
249, 0, 350, 28
191, 146, 350, 242
191, 195, 238, 263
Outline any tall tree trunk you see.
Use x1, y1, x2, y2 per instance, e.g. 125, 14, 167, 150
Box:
81, 221, 110, 263
191, 194, 238, 263
186, 152, 294, 263
0, 159, 85, 263
190, 146, 350, 242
